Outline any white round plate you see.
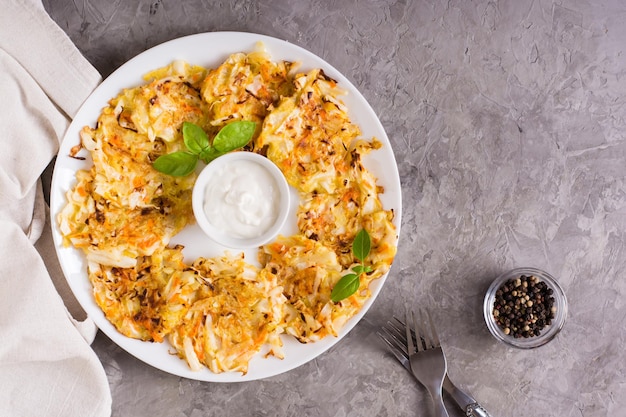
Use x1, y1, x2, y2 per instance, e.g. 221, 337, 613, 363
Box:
50, 31, 402, 382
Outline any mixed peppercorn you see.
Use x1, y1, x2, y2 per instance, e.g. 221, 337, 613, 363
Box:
492, 274, 556, 338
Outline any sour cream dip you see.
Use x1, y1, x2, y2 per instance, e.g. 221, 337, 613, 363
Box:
192, 151, 290, 248
203, 159, 278, 238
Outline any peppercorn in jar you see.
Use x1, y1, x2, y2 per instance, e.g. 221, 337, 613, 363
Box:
483, 268, 567, 349
492, 275, 556, 338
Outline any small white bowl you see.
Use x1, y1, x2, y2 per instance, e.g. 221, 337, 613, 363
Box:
192, 151, 290, 249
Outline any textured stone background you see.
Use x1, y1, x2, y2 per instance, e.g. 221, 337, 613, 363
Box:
43, 1, 626, 416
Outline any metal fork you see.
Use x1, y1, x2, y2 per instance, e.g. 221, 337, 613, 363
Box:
404, 309, 449, 417
378, 316, 491, 417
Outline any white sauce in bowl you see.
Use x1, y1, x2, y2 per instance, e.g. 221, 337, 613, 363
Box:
202, 159, 279, 239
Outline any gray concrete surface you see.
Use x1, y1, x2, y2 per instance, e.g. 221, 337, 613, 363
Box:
43, 1, 626, 416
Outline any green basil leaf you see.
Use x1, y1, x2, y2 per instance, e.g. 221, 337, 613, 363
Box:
213, 120, 256, 152
352, 229, 371, 262
199, 147, 224, 164
153, 151, 198, 176
182, 122, 210, 155
352, 265, 372, 275
330, 273, 360, 302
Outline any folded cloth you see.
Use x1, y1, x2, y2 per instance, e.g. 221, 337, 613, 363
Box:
0, 1, 112, 416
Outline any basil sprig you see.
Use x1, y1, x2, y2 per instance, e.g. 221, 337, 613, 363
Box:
331, 229, 372, 302
153, 120, 256, 176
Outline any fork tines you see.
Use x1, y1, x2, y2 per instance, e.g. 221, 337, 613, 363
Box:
409, 309, 441, 351
379, 310, 443, 365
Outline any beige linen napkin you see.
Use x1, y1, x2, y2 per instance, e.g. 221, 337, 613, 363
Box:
0, 0, 112, 416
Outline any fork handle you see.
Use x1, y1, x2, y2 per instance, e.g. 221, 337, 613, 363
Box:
429, 391, 450, 417
442, 377, 491, 417
466, 403, 491, 417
